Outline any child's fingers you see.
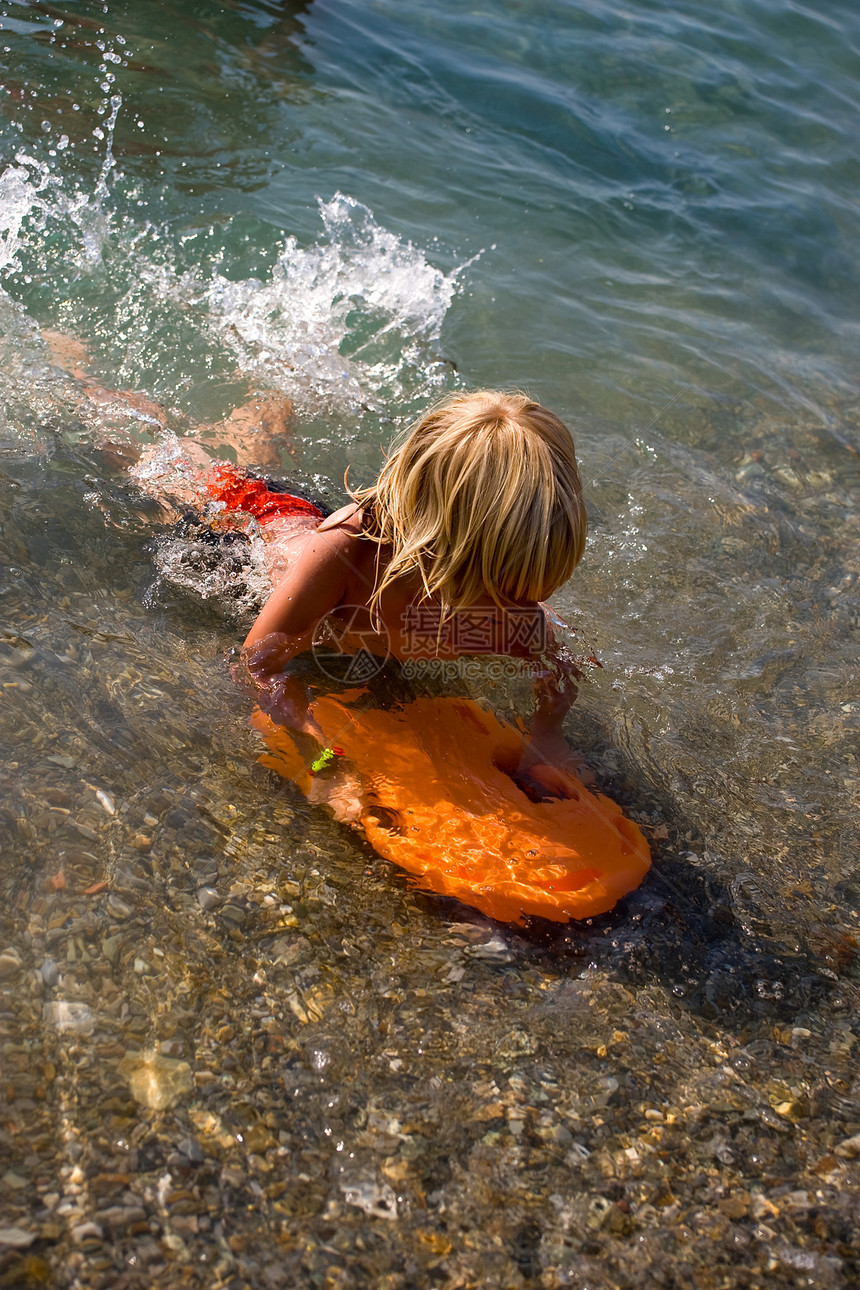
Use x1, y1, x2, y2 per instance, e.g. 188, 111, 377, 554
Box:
522, 764, 573, 800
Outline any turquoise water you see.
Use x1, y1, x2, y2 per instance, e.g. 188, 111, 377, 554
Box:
1, 1, 859, 1286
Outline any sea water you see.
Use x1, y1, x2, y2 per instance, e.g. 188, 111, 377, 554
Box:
0, 2, 858, 1286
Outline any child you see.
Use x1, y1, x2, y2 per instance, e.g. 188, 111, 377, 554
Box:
240, 389, 589, 804
41, 333, 590, 807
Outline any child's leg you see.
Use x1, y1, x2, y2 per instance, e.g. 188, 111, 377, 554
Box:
42, 329, 170, 433
42, 327, 294, 471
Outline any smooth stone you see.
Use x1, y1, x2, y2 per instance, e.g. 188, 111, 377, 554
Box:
70, 1221, 104, 1244
95, 1205, 146, 1228
197, 886, 221, 911
0, 1227, 35, 1248
102, 935, 121, 964
178, 1136, 205, 1164
43, 1000, 96, 1032
106, 894, 133, 920
0, 948, 23, 978
340, 1178, 398, 1221
119, 1050, 194, 1110
39, 958, 59, 987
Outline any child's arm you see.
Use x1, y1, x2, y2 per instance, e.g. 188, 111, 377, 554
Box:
241, 524, 357, 738
244, 523, 356, 649
241, 523, 371, 825
516, 609, 589, 799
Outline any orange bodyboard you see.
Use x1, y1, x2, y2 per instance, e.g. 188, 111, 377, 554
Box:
252, 692, 650, 925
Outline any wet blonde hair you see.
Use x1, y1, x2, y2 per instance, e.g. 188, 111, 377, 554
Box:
352, 389, 587, 621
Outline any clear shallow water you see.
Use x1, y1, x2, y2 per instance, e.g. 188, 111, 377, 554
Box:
0, 1, 858, 1286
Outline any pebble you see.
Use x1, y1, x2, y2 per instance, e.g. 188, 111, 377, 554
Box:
158, 1038, 185, 1057
0, 1227, 35, 1249
70, 1221, 104, 1244
243, 1125, 276, 1155
39, 957, 59, 987
833, 1133, 860, 1159
119, 1051, 194, 1110
162, 1233, 189, 1256
772, 464, 803, 488
340, 1179, 398, 1221
464, 934, 511, 961
95, 790, 116, 816
718, 1195, 749, 1220
95, 1205, 147, 1229
178, 1136, 206, 1164
197, 886, 221, 911
43, 1000, 96, 1032
102, 935, 121, 964
0, 946, 23, 978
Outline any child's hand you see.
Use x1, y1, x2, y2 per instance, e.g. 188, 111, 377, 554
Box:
241, 632, 299, 683
262, 683, 327, 756
518, 761, 576, 801
515, 736, 594, 802
238, 633, 320, 735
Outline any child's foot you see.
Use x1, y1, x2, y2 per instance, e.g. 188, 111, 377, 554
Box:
42, 328, 92, 381
129, 434, 213, 514
93, 440, 144, 472
42, 327, 170, 433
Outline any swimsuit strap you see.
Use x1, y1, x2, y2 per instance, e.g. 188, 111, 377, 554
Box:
316, 501, 364, 532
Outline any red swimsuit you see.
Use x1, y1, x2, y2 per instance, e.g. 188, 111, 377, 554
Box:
205, 463, 325, 525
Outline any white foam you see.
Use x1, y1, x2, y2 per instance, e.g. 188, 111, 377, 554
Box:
0, 157, 53, 275
197, 194, 461, 414
149, 524, 271, 617
0, 156, 465, 422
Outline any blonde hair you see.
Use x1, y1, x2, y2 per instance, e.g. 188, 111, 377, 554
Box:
352, 389, 587, 621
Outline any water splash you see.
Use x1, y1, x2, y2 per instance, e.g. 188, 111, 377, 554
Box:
130, 433, 273, 615
198, 194, 463, 414
0, 148, 110, 289
0, 155, 54, 275
93, 92, 123, 205
0, 160, 466, 424
147, 521, 270, 618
